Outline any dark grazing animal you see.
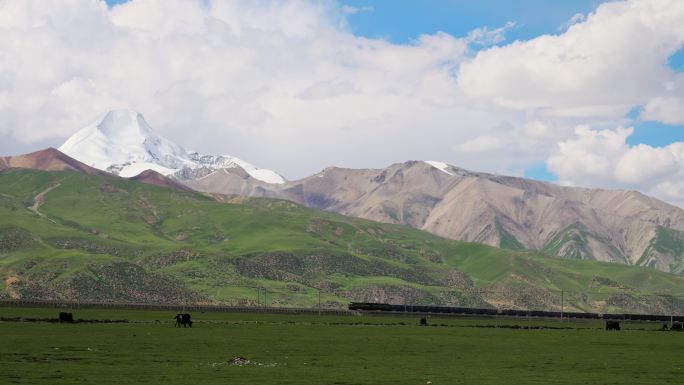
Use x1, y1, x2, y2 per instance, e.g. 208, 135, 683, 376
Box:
174, 313, 193, 328
671, 323, 683, 331
605, 321, 620, 331
59, 312, 74, 323
420, 317, 428, 326
182, 313, 192, 327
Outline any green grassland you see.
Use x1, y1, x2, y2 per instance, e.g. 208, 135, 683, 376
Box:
0, 307, 682, 385
2, 168, 684, 313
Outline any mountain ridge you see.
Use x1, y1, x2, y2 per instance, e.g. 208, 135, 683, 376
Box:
129, 169, 195, 192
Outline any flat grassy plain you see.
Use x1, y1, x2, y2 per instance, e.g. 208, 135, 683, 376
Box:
0, 307, 682, 384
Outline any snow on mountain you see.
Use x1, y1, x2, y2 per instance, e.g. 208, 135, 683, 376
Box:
186, 153, 285, 184
58, 109, 285, 184
425, 161, 455, 176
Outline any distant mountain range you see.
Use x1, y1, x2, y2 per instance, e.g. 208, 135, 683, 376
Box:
10, 109, 684, 274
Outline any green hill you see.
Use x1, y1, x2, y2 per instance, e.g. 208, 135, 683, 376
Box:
1, 168, 684, 313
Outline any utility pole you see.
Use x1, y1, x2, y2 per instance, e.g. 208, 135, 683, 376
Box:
671, 296, 675, 329
318, 290, 321, 316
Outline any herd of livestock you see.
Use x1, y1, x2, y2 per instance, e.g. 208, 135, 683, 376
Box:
57, 311, 192, 327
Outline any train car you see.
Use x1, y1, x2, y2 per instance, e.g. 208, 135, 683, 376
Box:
349, 302, 679, 323
348, 302, 394, 311
563, 311, 600, 320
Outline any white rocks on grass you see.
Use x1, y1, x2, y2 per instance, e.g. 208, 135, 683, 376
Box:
202, 357, 283, 368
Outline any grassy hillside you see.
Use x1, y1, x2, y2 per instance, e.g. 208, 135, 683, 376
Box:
1, 168, 684, 313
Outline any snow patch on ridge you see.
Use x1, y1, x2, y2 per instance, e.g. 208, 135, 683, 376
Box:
186, 152, 285, 184
117, 162, 178, 178
425, 161, 454, 176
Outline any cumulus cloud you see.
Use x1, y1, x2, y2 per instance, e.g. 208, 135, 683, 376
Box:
1, 0, 684, 205
455, 135, 505, 153
559, 13, 586, 31
547, 126, 632, 187
548, 125, 684, 206
641, 96, 684, 124
458, 0, 684, 118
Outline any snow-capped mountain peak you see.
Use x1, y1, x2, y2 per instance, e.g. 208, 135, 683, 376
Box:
59, 109, 189, 176
59, 109, 285, 184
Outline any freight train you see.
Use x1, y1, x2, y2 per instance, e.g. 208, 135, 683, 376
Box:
348, 302, 684, 322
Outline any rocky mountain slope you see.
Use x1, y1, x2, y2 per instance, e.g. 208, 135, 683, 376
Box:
185, 161, 684, 274
2, 167, 684, 313
0, 148, 109, 176
129, 169, 194, 192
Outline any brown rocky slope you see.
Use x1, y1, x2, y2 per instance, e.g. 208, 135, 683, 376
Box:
0, 147, 110, 176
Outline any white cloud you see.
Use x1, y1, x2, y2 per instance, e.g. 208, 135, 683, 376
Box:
641, 96, 684, 124
547, 126, 626, 185
559, 13, 586, 31
341, 5, 373, 15
458, 0, 684, 119
466, 21, 515, 46
455, 135, 505, 153
548, 125, 684, 206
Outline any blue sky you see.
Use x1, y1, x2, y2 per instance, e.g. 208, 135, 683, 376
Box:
670, 48, 684, 73
626, 107, 684, 146
342, 0, 600, 43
